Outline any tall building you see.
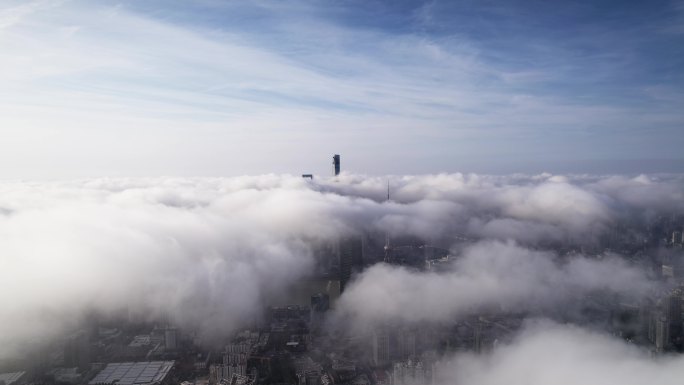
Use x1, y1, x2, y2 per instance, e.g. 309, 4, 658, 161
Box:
339, 236, 363, 292
655, 315, 669, 353
221, 339, 252, 381
648, 289, 684, 353
64, 330, 90, 371
373, 330, 391, 367
332, 154, 340, 176
397, 329, 417, 360
310, 293, 330, 334
164, 328, 178, 350
666, 291, 683, 349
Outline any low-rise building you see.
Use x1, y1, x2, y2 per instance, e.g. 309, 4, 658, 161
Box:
88, 361, 174, 385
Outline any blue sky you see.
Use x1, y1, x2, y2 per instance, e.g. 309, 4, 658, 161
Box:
0, 0, 683, 178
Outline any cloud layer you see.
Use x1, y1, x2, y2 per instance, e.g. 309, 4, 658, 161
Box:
335, 240, 655, 328
434, 321, 684, 385
0, 173, 680, 359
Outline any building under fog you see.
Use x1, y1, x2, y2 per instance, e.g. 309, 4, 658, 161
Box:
310, 293, 330, 334
391, 359, 427, 385
0, 372, 26, 385
64, 330, 90, 371
164, 328, 177, 350
88, 361, 174, 385
372, 329, 391, 366
339, 236, 363, 292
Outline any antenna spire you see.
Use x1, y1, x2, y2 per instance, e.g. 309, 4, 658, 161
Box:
384, 180, 391, 263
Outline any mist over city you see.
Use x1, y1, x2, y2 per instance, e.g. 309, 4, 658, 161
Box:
1, 1, 684, 385
1, 170, 684, 384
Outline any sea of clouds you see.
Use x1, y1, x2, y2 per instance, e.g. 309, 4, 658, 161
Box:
1, 173, 683, 382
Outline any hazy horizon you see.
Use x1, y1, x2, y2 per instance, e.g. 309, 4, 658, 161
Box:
1, 0, 683, 179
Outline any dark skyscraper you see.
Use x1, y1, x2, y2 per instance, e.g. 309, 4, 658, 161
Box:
310, 293, 330, 334
667, 290, 683, 349
339, 236, 363, 292
384, 181, 392, 263
332, 154, 340, 176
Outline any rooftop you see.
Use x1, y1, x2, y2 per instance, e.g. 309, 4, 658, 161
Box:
89, 361, 174, 385
0, 372, 26, 385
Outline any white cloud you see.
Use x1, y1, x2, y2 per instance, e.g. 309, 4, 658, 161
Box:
334, 240, 655, 328
434, 321, 684, 385
0, 173, 679, 358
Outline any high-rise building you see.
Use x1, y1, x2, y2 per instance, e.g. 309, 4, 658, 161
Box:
311, 293, 330, 312
397, 329, 417, 360
219, 338, 253, 382
310, 293, 330, 334
648, 289, 684, 353
373, 329, 391, 367
332, 154, 340, 176
64, 330, 90, 371
655, 315, 669, 352
666, 291, 683, 349
339, 236, 363, 292
164, 328, 178, 350
384, 181, 393, 264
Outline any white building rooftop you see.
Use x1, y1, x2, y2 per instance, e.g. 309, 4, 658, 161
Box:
89, 361, 174, 385
0, 372, 26, 385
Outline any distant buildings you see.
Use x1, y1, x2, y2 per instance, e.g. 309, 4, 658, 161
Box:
8, 175, 684, 385
300, 153, 341, 180
221, 333, 255, 380
673, 230, 683, 246
391, 359, 426, 385
127, 335, 153, 359
294, 356, 323, 385
647, 287, 684, 352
